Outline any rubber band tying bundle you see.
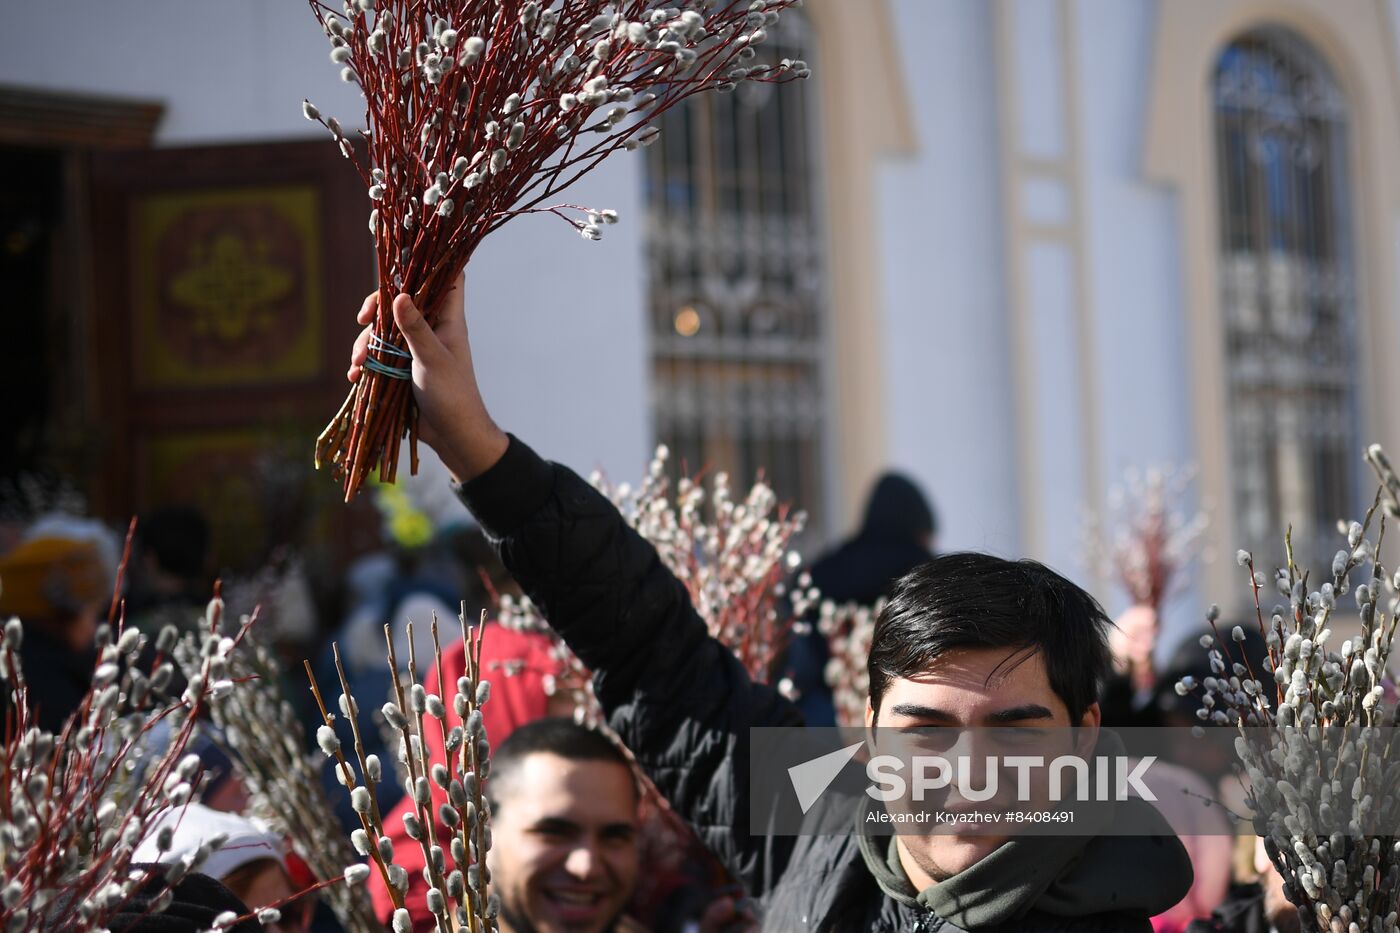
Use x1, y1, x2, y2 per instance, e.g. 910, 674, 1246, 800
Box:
364, 333, 413, 380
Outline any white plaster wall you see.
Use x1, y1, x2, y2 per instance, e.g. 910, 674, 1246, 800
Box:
1014, 0, 1069, 160
877, 0, 1022, 556
1388, 0, 1400, 469
1004, 0, 1090, 585
0, 0, 653, 488
1075, 0, 1203, 650
467, 161, 652, 483
1023, 239, 1090, 580
1, 1, 364, 146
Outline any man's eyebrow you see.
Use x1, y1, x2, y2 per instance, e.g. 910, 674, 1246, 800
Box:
986, 704, 1055, 723
888, 703, 959, 723
529, 816, 581, 832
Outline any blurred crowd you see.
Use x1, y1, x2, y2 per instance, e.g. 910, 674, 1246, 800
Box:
0, 469, 1299, 933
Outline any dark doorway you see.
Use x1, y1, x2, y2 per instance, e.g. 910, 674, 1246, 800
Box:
0, 146, 64, 482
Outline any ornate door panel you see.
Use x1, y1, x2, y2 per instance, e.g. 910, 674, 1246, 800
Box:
90, 141, 374, 571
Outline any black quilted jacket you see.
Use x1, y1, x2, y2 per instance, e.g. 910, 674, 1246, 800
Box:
455, 436, 1167, 933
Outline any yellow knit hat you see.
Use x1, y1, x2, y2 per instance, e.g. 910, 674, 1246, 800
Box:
0, 537, 107, 621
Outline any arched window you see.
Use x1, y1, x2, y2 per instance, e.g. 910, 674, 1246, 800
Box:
1213, 28, 1361, 573
643, 12, 826, 533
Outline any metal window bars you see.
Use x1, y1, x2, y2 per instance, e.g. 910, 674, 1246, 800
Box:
1213, 27, 1363, 579
643, 9, 826, 540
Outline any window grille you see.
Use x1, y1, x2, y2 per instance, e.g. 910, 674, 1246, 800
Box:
643, 11, 826, 536
1213, 28, 1362, 576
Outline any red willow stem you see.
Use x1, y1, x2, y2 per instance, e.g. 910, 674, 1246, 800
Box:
228, 871, 355, 929
108, 518, 136, 629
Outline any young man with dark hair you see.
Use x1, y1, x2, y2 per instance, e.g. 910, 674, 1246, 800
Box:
346, 282, 1193, 931
484, 719, 642, 933
862, 554, 1117, 892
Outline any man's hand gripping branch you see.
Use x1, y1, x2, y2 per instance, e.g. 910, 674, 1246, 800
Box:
347, 275, 509, 483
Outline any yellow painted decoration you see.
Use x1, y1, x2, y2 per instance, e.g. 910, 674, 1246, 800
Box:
134, 186, 324, 388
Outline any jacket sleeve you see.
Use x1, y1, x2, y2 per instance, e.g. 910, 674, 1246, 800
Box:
454, 435, 801, 895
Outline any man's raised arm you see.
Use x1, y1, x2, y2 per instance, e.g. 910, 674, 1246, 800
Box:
347, 281, 801, 895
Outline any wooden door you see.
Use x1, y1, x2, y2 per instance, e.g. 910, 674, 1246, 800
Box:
89, 139, 377, 573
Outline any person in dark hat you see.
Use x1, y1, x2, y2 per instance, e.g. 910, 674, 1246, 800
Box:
786, 472, 937, 725
126, 505, 212, 637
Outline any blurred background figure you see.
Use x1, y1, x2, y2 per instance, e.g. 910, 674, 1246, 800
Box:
101, 872, 263, 933
305, 488, 477, 829
1106, 610, 1270, 793
1134, 759, 1234, 933
131, 718, 251, 815
125, 504, 212, 636
335, 480, 468, 675
812, 472, 938, 602
133, 802, 314, 932
0, 515, 116, 733
784, 472, 936, 725
1186, 838, 1301, 933
1104, 602, 1162, 724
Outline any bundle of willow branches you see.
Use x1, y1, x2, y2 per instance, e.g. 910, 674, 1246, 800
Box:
178, 623, 380, 933
1181, 446, 1400, 932
306, 0, 810, 498
0, 584, 346, 930
0, 616, 212, 931
818, 599, 883, 727
495, 443, 812, 716
1084, 464, 1208, 612
309, 614, 499, 933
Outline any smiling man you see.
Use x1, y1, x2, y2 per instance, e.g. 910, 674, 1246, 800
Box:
842, 557, 1190, 930
485, 719, 640, 933
346, 282, 1193, 932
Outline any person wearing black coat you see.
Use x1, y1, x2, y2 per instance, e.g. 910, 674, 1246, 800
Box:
1184, 884, 1271, 933
51, 869, 261, 933
344, 282, 1194, 933
787, 473, 936, 725
1185, 837, 1303, 933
